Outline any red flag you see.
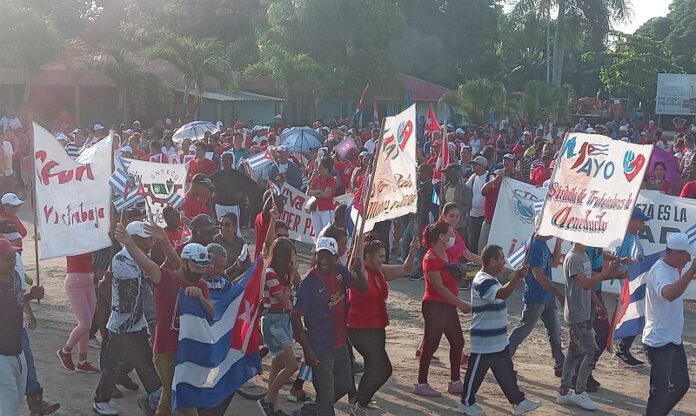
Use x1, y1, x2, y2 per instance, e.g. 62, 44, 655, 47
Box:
432, 126, 450, 185
356, 83, 370, 112
373, 100, 379, 125
427, 103, 440, 133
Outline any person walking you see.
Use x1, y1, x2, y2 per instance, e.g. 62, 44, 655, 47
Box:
57, 253, 100, 374
465, 156, 489, 255
307, 158, 337, 242
457, 244, 541, 416
414, 222, 471, 397
507, 231, 565, 377
347, 235, 419, 415
642, 233, 696, 416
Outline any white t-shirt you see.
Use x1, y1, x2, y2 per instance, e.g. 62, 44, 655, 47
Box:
466, 172, 487, 218
1, 116, 21, 130
642, 259, 684, 347
364, 139, 376, 155
0, 141, 14, 176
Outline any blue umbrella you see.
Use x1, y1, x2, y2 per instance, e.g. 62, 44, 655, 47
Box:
279, 127, 324, 153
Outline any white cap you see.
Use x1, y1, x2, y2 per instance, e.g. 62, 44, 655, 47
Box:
126, 221, 150, 238
666, 233, 696, 256
586, 127, 595, 134
181, 243, 211, 266
216, 121, 224, 128
274, 114, 282, 119
120, 145, 133, 153
523, 130, 531, 135
1, 193, 23, 206
165, 118, 172, 124
93, 123, 105, 131
619, 125, 629, 132
124, 128, 134, 135
276, 144, 288, 152
455, 128, 465, 134
321, 126, 330, 132
315, 237, 338, 255
56, 133, 70, 142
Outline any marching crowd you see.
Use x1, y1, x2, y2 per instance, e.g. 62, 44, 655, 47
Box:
0, 112, 696, 416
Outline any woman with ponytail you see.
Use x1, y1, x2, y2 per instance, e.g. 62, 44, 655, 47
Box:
413, 222, 471, 398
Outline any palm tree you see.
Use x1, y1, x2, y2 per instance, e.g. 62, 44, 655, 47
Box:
97, 45, 173, 122
511, 0, 630, 86
440, 79, 513, 126
246, 41, 318, 124
147, 34, 233, 118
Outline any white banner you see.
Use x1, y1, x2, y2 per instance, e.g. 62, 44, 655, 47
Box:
33, 122, 112, 259
538, 134, 652, 247
655, 73, 696, 115
363, 104, 418, 231
122, 160, 187, 226
280, 183, 352, 244
488, 179, 696, 299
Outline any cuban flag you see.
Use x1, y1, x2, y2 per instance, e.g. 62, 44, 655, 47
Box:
352, 83, 370, 127
172, 258, 265, 410
267, 179, 282, 196
109, 167, 135, 195
431, 125, 450, 185
245, 149, 275, 180
610, 250, 663, 344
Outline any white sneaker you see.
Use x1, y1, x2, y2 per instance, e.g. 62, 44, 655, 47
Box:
512, 399, 541, 415
93, 401, 119, 416
89, 338, 101, 349
570, 391, 598, 410
555, 393, 573, 405
456, 402, 485, 415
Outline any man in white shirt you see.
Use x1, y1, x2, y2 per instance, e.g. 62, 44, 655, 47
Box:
0, 111, 22, 131
364, 128, 378, 155
465, 156, 489, 255
642, 232, 696, 416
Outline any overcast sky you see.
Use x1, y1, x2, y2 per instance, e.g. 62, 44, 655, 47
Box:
614, 0, 672, 33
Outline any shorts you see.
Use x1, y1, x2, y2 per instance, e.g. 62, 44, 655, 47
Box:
261, 313, 293, 356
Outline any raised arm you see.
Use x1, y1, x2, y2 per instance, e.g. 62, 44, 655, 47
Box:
147, 225, 182, 270
382, 236, 420, 281
496, 266, 527, 300
660, 263, 696, 302
114, 223, 162, 284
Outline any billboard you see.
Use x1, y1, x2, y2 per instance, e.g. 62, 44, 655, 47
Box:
655, 73, 696, 115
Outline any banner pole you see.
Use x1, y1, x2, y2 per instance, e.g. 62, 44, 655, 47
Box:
349, 117, 385, 267
30, 123, 41, 289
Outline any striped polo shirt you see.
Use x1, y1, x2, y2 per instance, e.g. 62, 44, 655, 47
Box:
470, 271, 509, 354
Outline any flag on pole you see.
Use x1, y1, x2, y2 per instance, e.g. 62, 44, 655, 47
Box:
426, 103, 440, 133
431, 125, 450, 185
507, 243, 529, 270
373, 101, 379, 126
172, 257, 265, 410
352, 83, 370, 127
109, 167, 134, 195
166, 193, 185, 210
245, 149, 275, 178
267, 179, 281, 196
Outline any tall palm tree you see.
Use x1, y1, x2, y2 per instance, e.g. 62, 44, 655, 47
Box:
440, 79, 513, 126
246, 41, 318, 124
511, 0, 630, 86
148, 34, 233, 117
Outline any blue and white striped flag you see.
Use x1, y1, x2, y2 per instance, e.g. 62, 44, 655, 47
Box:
172, 258, 265, 410
109, 167, 134, 195
507, 239, 530, 270
112, 191, 145, 213
686, 224, 696, 245
166, 193, 185, 210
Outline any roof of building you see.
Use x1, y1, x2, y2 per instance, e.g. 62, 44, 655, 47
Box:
397, 73, 453, 102
176, 89, 284, 102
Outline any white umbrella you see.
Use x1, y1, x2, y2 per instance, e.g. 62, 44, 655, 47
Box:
172, 121, 220, 143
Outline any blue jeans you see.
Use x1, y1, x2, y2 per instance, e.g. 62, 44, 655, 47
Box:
644, 343, 690, 416
22, 328, 41, 395
507, 302, 565, 370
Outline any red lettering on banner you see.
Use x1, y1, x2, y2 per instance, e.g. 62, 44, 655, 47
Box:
303, 218, 314, 237
41, 204, 106, 228
35, 151, 95, 186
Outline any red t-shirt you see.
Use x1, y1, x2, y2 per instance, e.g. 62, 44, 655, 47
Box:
484, 182, 500, 223
309, 175, 337, 211
347, 266, 389, 329
66, 253, 93, 273
186, 158, 217, 183
422, 250, 458, 304
680, 180, 696, 199
153, 269, 210, 355
149, 152, 169, 163
181, 193, 210, 219
333, 160, 353, 192
165, 227, 184, 248
133, 149, 148, 161
530, 165, 551, 186
446, 231, 467, 264
254, 212, 271, 259
0, 213, 26, 249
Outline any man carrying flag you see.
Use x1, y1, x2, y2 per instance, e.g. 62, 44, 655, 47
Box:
642, 232, 696, 416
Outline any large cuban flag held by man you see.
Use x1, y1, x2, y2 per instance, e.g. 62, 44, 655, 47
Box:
172, 258, 266, 410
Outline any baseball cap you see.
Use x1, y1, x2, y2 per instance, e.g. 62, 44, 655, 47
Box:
502, 153, 515, 161
470, 155, 488, 167
666, 233, 696, 256
0, 219, 21, 241
0, 238, 19, 257
189, 214, 218, 231
586, 127, 595, 134
631, 207, 651, 222
120, 145, 133, 153
276, 144, 288, 152
126, 221, 151, 238
1, 193, 23, 206
315, 237, 338, 256
455, 128, 465, 135
181, 243, 212, 266
93, 123, 105, 131
619, 125, 629, 132
523, 130, 531, 135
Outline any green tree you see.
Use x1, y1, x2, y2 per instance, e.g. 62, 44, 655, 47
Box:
246, 41, 317, 124
664, 0, 696, 74
519, 80, 573, 122
511, 0, 630, 86
600, 33, 681, 111
147, 34, 233, 117
440, 79, 511, 126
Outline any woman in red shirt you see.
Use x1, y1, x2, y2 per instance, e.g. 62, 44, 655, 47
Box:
307, 157, 336, 241
347, 235, 419, 414
56, 253, 100, 373
414, 222, 471, 398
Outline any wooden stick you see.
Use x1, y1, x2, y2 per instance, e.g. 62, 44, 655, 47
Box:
30, 123, 40, 289
349, 118, 386, 267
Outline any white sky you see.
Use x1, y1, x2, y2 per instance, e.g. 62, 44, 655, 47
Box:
614, 0, 672, 33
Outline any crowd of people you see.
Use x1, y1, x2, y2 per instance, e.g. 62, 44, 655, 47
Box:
0, 110, 695, 416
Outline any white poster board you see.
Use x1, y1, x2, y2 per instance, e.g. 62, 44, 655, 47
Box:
655, 73, 696, 115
